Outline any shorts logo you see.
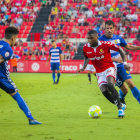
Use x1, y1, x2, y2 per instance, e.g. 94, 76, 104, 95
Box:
99, 49, 104, 54
5, 52, 10, 57
31, 63, 40, 71
107, 70, 112, 73
126, 71, 129, 74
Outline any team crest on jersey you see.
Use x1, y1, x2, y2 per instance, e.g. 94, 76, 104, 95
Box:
114, 40, 118, 44
99, 49, 104, 54
5, 52, 10, 57
126, 71, 129, 74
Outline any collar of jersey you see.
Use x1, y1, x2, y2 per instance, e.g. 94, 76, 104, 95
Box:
87, 40, 101, 48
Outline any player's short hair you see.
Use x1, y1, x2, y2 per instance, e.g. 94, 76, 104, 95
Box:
51, 40, 55, 42
87, 30, 98, 36
5, 27, 19, 40
105, 20, 115, 27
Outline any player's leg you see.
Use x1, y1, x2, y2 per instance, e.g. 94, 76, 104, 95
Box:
51, 63, 56, 84
125, 78, 140, 103
0, 78, 41, 124
87, 64, 91, 84
56, 63, 61, 84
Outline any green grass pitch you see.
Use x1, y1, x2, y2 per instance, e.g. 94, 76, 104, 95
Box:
0, 73, 140, 140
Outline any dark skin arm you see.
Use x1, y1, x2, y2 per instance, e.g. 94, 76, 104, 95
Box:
76, 57, 89, 73
0, 55, 4, 63
118, 47, 130, 71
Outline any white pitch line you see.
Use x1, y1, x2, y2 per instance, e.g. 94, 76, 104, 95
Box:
67, 74, 79, 76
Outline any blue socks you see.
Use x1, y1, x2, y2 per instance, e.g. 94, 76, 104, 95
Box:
131, 86, 140, 103
12, 92, 34, 120
52, 72, 55, 82
57, 73, 61, 81
119, 90, 127, 99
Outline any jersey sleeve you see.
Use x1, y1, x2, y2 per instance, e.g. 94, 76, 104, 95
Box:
59, 48, 62, 54
83, 45, 87, 57
108, 42, 120, 51
119, 37, 127, 47
0, 47, 13, 61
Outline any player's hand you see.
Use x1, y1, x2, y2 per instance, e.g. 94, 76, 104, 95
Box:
76, 68, 85, 74
61, 62, 63, 66
46, 62, 48, 66
124, 64, 130, 71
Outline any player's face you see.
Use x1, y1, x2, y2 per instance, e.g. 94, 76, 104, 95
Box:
52, 42, 56, 47
87, 34, 98, 47
105, 24, 115, 38
11, 35, 17, 47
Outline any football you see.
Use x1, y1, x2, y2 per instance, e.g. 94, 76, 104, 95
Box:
88, 105, 102, 118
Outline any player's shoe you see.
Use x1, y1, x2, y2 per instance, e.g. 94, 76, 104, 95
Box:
53, 82, 56, 84
121, 103, 126, 111
29, 119, 42, 125
118, 109, 125, 118
55, 80, 59, 84
88, 81, 91, 84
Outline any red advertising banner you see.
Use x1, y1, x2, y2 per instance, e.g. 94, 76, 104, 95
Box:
8, 60, 140, 74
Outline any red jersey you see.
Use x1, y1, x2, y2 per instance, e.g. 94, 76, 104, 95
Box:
88, 60, 92, 65
83, 40, 119, 73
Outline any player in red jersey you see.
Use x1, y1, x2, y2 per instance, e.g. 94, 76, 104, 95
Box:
86, 60, 96, 84
77, 30, 130, 117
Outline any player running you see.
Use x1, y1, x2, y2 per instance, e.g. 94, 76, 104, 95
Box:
46, 40, 63, 84
99, 20, 140, 105
77, 30, 129, 117
86, 60, 96, 84
0, 27, 41, 125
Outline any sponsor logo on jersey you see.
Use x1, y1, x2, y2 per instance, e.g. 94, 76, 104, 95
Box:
126, 71, 129, 74
5, 52, 10, 57
89, 55, 104, 60
87, 52, 92, 54
99, 49, 104, 54
0, 45, 3, 48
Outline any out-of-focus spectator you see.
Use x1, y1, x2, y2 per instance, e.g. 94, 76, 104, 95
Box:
131, 25, 138, 33
71, 43, 77, 54
72, 25, 79, 33
31, 54, 36, 60
117, 1, 122, 8
65, 51, 71, 61
34, 46, 40, 56
47, 0, 52, 6
15, 0, 22, 6
40, 37, 46, 47
60, 0, 67, 9
2, 16, 6, 26
65, 41, 71, 51
16, 38, 23, 46
103, 9, 108, 18
1, 5, 7, 13
58, 21, 64, 30
16, 16, 23, 26
23, 6, 28, 13
25, 55, 29, 60
78, 16, 84, 26
22, 46, 28, 56
40, 55, 47, 60
43, 23, 53, 32
131, 12, 138, 22
41, 0, 48, 7
5, 15, 11, 25
58, 29, 64, 40
62, 38, 67, 47
0, 17, 5, 25
45, 37, 50, 47
28, 47, 34, 55
83, 18, 89, 26
49, 9, 57, 22
85, 8, 94, 18
33, 4, 39, 14
23, 12, 29, 22
11, 6, 17, 13
92, 0, 97, 6
40, 47, 47, 55
29, 12, 36, 22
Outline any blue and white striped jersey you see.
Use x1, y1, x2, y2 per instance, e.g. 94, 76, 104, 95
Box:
49, 47, 62, 63
99, 34, 127, 67
0, 40, 13, 78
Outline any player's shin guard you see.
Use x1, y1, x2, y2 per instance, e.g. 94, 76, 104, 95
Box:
52, 72, 55, 82
57, 73, 61, 81
102, 90, 115, 104
12, 92, 34, 120
131, 86, 140, 103
88, 73, 91, 82
107, 83, 122, 109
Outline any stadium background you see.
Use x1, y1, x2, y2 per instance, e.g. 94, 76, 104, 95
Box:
0, 0, 140, 72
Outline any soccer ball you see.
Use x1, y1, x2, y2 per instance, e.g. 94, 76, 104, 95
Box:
88, 105, 102, 118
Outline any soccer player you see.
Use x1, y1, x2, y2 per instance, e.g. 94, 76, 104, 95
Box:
46, 40, 63, 84
86, 60, 96, 84
0, 27, 41, 125
99, 20, 140, 105
77, 30, 129, 117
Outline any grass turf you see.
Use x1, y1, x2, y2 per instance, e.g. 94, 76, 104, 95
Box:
0, 73, 140, 140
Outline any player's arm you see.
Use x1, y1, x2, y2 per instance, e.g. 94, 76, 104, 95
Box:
59, 54, 63, 66
0, 55, 4, 63
46, 55, 51, 66
118, 47, 130, 71
124, 44, 140, 50
111, 57, 123, 63
76, 57, 90, 73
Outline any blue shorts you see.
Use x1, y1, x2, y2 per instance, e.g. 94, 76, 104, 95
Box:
115, 65, 132, 88
0, 77, 18, 94
50, 63, 60, 71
